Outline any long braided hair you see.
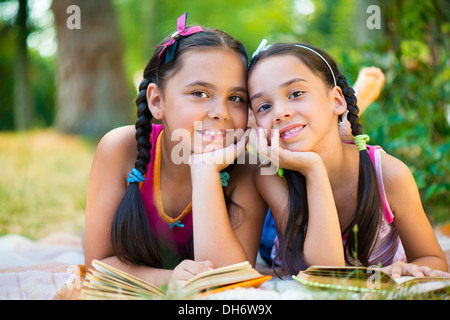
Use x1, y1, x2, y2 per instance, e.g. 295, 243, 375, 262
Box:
111, 28, 248, 268
248, 43, 382, 273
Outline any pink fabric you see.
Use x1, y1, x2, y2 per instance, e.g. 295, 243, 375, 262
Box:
140, 124, 193, 252
363, 145, 406, 265
342, 144, 406, 266
367, 145, 394, 223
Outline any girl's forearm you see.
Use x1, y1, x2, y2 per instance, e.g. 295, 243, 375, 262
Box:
408, 255, 448, 273
302, 165, 345, 267
190, 165, 247, 266
100, 256, 173, 287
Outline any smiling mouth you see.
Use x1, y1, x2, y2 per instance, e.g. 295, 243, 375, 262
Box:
279, 124, 305, 140
197, 129, 227, 140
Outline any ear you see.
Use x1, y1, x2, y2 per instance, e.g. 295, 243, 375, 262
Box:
146, 83, 165, 120
332, 86, 347, 116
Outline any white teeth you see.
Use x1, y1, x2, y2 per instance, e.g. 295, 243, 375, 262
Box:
283, 126, 303, 136
203, 130, 223, 136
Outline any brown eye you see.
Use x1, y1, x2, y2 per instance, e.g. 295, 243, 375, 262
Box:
229, 95, 244, 103
193, 91, 208, 98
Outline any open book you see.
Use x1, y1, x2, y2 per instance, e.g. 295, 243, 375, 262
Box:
293, 266, 450, 295
79, 259, 271, 300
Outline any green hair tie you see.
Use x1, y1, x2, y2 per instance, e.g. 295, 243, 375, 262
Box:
354, 134, 370, 152
277, 168, 284, 178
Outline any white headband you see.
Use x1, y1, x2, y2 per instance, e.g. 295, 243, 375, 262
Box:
251, 39, 337, 87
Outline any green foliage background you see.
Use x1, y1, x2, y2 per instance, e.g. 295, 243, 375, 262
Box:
0, 0, 448, 223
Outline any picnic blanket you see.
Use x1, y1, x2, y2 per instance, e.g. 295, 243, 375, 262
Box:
1, 230, 449, 300
0, 233, 84, 300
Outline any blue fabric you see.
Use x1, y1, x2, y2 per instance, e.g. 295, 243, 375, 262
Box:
259, 209, 277, 265
220, 172, 230, 187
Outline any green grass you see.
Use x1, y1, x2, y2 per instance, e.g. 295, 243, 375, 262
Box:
0, 129, 96, 239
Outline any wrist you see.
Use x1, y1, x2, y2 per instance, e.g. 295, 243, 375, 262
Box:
302, 157, 328, 180
190, 164, 221, 183
285, 152, 326, 179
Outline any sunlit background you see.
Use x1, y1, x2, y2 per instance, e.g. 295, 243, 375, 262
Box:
0, 0, 448, 239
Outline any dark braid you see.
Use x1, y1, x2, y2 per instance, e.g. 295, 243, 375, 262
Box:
337, 74, 361, 136
111, 76, 164, 267
134, 78, 153, 176
336, 72, 382, 266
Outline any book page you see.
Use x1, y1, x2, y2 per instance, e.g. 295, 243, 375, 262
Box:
90, 260, 164, 295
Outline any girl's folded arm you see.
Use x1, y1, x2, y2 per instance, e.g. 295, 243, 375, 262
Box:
228, 162, 268, 267
301, 163, 345, 267
84, 126, 136, 271
191, 162, 267, 267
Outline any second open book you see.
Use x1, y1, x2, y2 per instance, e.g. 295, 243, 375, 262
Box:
293, 265, 450, 295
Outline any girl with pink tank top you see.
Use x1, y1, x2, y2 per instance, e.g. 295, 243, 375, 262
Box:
270, 144, 407, 268
84, 13, 266, 290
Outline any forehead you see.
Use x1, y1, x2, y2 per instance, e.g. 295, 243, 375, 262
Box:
249, 55, 317, 87
170, 48, 247, 87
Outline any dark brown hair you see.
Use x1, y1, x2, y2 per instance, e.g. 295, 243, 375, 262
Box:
111, 28, 248, 268
248, 43, 382, 273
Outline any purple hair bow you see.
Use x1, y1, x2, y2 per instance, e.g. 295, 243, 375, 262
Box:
156, 12, 203, 64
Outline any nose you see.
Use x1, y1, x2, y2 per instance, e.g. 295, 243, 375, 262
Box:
208, 100, 230, 121
273, 102, 294, 123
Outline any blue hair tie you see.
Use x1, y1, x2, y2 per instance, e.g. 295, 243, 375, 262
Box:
127, 168, 146, 183
220, 172, 230, 187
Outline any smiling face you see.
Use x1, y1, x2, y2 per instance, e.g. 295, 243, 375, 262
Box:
148, 48, 249, 153
248, 54, 346, 152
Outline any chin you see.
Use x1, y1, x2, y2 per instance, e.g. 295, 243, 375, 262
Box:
280, 140, 311, 153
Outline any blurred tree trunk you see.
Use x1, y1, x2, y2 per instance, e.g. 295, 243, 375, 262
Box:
51, 0, 132, 137
14, 0, 33, 130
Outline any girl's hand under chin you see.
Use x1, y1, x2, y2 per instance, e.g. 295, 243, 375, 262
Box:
249, 127, 325, 178
188, 128, 250, 173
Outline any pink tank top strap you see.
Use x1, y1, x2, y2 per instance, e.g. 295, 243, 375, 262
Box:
366, 145, 394, 224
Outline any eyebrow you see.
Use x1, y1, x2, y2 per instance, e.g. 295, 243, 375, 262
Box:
186, 81, 247, 94
250, 77, 307, 102
282, 77, 307, 87
185, 81, 214, 89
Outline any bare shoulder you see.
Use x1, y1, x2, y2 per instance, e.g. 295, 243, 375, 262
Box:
379, 151, 415, 187
255, 163, 288, 208
95, 125, 138, 172
85, 125, 138, 265
97, 125, 137, 157
228, 153, 260, 184
379, 151, 421, 216
226, 153, 267, 215
227, 154, 262, 203
228, 153, 283, 195
254, 163, 287, 194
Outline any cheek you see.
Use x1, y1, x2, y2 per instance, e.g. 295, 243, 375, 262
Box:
230, 107, 249, 130
254, 116, 274, 145
255, 113, 272, 130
